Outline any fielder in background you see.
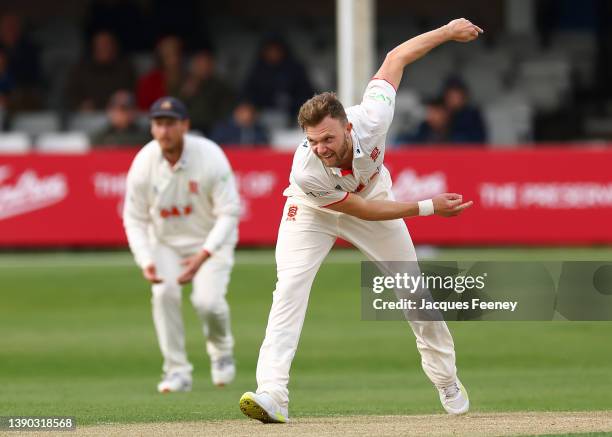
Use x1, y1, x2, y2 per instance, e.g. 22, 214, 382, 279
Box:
123, 96, 241, 392
240, 19, 482, 422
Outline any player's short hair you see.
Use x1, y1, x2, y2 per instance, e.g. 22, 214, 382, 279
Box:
298, 92, 348, 130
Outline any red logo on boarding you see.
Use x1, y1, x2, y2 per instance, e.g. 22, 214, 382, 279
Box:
286, 204, 298, 221
370, 147, 380, 161
189, 180, 198, 194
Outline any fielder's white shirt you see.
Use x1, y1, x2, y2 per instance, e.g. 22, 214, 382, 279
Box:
123, 134, 240, 268
283, 78, 396, 208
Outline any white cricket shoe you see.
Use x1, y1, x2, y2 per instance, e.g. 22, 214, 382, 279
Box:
438, 380, 469, 415
157, 373, 192, 393
239, 391, 288, 423
211, 355, 235, 386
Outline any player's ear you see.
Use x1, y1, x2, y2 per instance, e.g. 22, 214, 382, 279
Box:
183, 119, 191, 131
346, 122, 353, 134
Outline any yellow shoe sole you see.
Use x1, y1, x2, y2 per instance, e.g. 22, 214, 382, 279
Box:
239, 392, 287, 423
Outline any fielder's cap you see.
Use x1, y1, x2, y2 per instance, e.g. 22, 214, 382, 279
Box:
149, 96, 189, 120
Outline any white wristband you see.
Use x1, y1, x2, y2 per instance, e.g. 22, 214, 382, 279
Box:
418, 199, 435, 216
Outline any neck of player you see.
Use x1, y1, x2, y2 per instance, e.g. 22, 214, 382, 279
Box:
163, 141, 184, 166
339, 134, 354, 170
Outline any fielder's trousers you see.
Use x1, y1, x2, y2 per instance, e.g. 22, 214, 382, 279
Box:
151, 242, 235, 376
256, 196, 458, 408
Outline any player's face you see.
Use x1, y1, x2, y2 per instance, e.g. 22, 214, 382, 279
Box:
306, 116, 353, 168
151, 117, 189, 152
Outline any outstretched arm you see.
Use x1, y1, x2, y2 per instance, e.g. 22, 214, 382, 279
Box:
326, 193, 473, 221
374, 18, 483, 90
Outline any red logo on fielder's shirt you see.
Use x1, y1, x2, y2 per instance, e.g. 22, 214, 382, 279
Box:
160, 204, 193, 218
370, 147, 380, 161
286, 204, 298, 221
189, 180, 198, 194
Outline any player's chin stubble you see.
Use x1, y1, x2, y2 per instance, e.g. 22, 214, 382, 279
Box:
318, 136, 350, 168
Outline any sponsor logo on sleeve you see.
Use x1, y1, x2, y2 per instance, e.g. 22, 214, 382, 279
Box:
306, 190, 331, 198
365, 92, 393, 106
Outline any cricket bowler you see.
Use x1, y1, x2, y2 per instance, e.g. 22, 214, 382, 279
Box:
123, 97, 240, 392
240, 19, 482, 422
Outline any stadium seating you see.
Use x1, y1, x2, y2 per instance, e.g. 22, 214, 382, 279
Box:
1, 21, 608, 147
67, 112, 108, 135
270, 128, 305, 150
11, 112, 60, 137
259, 109, 290, 132
0, 132, 31, 153
484, 94, 533, 146
37, 132, 90, 153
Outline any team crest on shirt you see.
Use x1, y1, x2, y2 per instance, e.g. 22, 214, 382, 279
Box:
189, 180, 198, 194
286, 204, 298, 221
370, 146, 380, 162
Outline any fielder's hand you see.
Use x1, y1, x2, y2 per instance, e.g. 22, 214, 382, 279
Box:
143, 264, 163, 284
433, 193, 473, 217
445, 18, 483, 43
177, 249, 211, 284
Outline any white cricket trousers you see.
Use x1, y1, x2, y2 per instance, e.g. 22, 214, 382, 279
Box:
151, 242, 235, 375
256, 197, 457, 408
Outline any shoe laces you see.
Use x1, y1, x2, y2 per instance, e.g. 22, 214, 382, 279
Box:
162, 372, 187, 383
441, 382, 460, 399
213, 355, 234, 370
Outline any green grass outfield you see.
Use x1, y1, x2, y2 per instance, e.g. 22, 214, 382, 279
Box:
1, 248, 611, 426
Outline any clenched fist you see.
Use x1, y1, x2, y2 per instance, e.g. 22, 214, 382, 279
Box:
433, 193, 474, 217
445, 18, 484, 43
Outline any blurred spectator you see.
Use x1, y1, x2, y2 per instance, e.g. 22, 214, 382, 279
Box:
180, 50, 234, 134
395, 98, 450, 145
241, 34, 315, 121
0, 14, 42, 110
0, 47, 13, 110
66, 31, 136, 111
211, 101, 269, 147
136, 35, 184, 110
149, 0, 211, 51
84, 0, 148, 52
90, 90, 149, 147
442, 77, 487, 143
594, 0, 612, 100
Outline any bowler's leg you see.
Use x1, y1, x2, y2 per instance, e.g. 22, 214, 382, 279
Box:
339, 214, 457, 387
256, 201, 336, 408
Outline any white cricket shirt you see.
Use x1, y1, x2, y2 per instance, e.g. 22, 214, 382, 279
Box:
283, 78, 396, 208
123, 134, 240, 268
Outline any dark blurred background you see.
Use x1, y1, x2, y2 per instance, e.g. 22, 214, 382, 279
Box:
1, 0, 612, 151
